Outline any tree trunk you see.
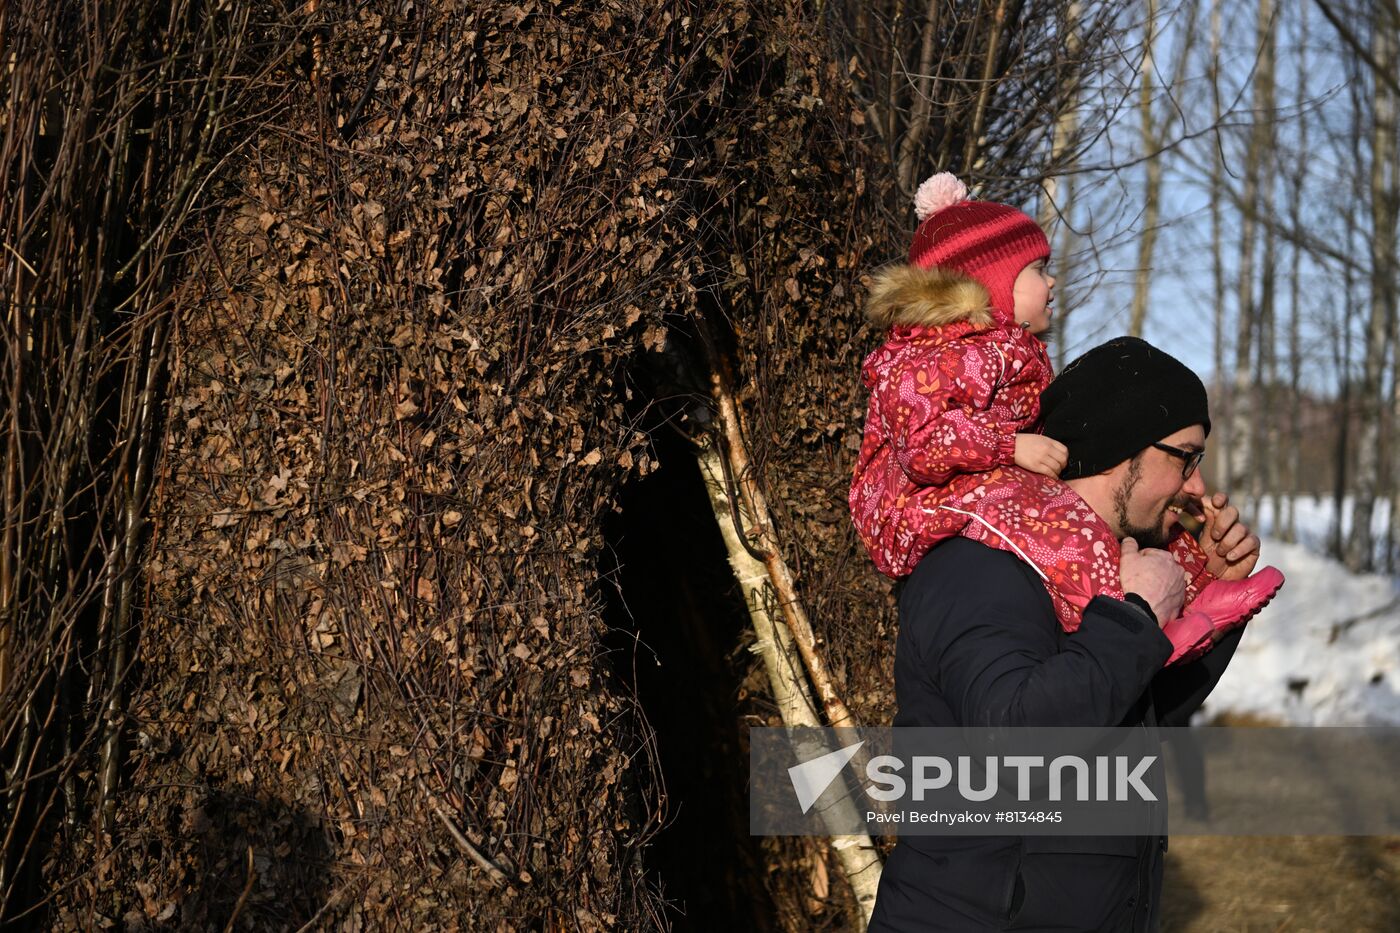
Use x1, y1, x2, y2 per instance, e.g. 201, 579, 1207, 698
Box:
1227, 0, 1274, 493
1210, 0, 1227, 489
1040, 1, 1081, 365
964, 0, 1010, 174
1129, 0, 1159, 339
896, 0, 942, 195
1332, 206, 1357, 560
696, 444, 882, 924
1382, 5, 1400, 573
1255, 218, 1277, 521
1346, 6, 1398, 572
1051, 178, 1078, 370
1253, 5, 1279, 523
1037, 0, 1081, 231
885, 0, 905, 171
1282, 1, 1308, 543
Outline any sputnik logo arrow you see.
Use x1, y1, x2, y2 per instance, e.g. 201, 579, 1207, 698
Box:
787, 741, 864, 814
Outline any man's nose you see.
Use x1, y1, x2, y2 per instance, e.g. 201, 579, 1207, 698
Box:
1183, 467, 1207, 498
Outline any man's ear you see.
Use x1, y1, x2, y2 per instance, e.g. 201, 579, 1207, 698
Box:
1090, 455, 1142, 503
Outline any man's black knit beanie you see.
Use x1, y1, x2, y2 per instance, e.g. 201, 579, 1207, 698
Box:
1040, 336, 1211, 480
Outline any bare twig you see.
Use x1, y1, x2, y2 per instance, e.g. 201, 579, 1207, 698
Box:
1310, 0, 1400, 97
429, 800, 512, 889
221, 845, 256, 933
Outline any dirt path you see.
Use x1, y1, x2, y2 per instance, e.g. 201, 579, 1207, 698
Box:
1162, 836, 1400, 931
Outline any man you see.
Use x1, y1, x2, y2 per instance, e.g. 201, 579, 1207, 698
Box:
869, 337, 1265, 932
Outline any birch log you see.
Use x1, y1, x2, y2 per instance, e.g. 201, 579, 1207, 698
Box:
696, 442, 883, 926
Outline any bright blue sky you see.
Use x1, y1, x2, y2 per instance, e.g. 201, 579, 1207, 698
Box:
1040, 0, 1381, 395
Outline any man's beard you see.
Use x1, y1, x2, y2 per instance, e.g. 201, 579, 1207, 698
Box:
1113, 455, 1174, 549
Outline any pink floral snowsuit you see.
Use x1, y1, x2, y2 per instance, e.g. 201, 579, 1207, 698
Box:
850, 270, 1216, 633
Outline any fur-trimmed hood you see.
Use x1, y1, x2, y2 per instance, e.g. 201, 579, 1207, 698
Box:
865, 264, 1000, 330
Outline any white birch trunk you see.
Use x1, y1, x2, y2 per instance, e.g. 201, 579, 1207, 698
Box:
696, 444, 883, 925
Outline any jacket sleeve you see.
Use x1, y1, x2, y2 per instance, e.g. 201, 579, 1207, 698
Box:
881, 339, 1021, 486
1151, 627, 1245, 727
903, 541, 1174, 728
1169, 527, 1219, 607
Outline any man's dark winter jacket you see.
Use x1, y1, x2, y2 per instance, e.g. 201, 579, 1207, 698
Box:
869, 538, 1244, 933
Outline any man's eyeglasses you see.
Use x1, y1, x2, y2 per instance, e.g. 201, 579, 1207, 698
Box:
1150, 442, 1205, 478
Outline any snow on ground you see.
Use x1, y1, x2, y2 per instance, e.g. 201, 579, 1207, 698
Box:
1200, 497, 1400, 725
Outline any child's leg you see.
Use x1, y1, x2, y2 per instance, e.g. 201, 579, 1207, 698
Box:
1168, 526, 1285, 633
1167, 529, 1214, 604
950, 470, 1246, 665
952, 467, 1124, 631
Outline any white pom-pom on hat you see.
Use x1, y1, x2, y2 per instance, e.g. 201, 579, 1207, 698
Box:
913, 172, 969, 221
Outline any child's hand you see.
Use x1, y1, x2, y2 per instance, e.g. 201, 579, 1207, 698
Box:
1013, 433, 1068, 478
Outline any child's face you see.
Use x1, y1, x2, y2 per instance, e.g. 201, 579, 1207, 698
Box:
1012, 260, 1055, 334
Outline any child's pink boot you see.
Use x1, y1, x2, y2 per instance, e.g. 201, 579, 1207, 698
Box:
1162, 612, 1216, 666
1187, 566, 1286, 636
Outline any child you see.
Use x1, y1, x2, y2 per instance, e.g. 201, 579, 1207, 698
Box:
849, 173, 1282, 663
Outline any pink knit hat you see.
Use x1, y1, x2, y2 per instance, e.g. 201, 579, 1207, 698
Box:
908, 173, 1050, 321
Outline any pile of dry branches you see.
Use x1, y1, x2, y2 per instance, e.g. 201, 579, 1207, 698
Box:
2, 0, 1119, 928
1, 0, 300, 923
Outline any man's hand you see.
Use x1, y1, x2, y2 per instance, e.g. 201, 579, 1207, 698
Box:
1014, 434, 1068, 478
1196, 492, 1261, 580
1120, 536, 1186, 624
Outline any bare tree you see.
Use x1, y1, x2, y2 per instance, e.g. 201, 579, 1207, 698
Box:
1130, 0, 1162, 339
830, 0, 1132, 209
1345, 0, 1398, 571
1330, 70, 1366, 560
1130, 0, 1204, 340
1211, 0, 1229, 483
1280, 0, 1310, 543
1038, 1, 1083, 234
1040, 1, 1083, 364
1253, 18, 1280, 520
1382, 2, 1400, 573
895, 0, 945, 194
1254, 209, 1279, 519
1225, 0, 1275, 494
1051, 191, 1081, 369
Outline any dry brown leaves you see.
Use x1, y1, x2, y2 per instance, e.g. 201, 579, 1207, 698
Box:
34, 0, 1035, 927
68, 1, 699, 928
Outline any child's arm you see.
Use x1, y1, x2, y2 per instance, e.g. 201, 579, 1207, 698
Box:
1014, 434, 1068, 477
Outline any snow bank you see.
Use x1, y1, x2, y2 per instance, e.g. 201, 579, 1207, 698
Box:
1204, 537, 1400, 725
